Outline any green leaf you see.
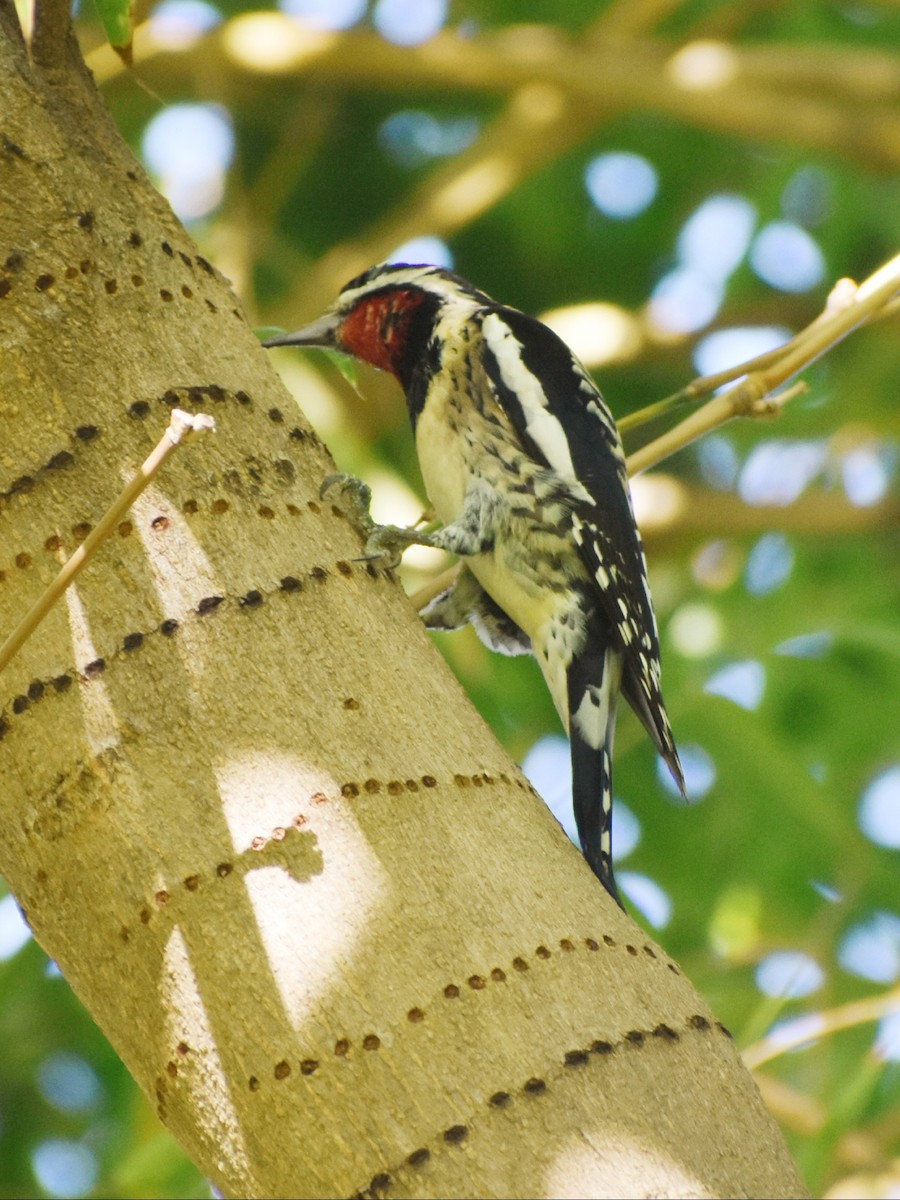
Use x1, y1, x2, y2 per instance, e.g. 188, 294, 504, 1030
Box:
325, 350, 359, 386
93, 0, 135, 55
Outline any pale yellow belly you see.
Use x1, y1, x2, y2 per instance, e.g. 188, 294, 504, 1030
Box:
416, 381, 579, 623
413, 387, 468, 525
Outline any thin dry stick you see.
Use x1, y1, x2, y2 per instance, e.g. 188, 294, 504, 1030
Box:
619, 258, 899, 437
0, 409, 215, 675
625, 379, 806, 477
743, 985, 900, 1070
410, 255, 900, 612
627, 253, 900, 475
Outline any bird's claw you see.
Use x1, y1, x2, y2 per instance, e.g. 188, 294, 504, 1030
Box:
358, 524, 427, 570
320, 473, 431, 568
320, 473, 376, 536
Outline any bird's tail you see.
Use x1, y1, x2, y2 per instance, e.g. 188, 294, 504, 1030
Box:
620, 667, 686, 801
567, 645, 625, 908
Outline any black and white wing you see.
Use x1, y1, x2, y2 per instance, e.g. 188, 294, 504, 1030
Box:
478, 304, 685, 796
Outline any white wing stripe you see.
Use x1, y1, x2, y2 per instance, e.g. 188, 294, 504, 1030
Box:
482, 311, 585, 488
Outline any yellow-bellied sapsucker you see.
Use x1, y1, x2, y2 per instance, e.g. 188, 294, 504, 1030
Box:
265, 263, 685, 906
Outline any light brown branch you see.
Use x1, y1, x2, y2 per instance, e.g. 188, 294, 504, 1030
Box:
93, 26, 900, 175
253, 4, 634, 318
274, 82, 607, 319
626, 381, 807, 476
87, 16, 900, 341
628, 255, 900, 475
642, 484, 899, 541
590, 0, 687, 41
744, 986, 900, 1070
410, 482, 899, 613
754, 1075, 827, 1137
408, 564, 459, 613
0, 409, 214, 676
732, 44, 900, 102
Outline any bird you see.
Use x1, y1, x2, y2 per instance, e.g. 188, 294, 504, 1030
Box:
265, 263, 685, 905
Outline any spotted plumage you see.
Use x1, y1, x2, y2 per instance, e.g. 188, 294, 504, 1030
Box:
265, 264, 685, 905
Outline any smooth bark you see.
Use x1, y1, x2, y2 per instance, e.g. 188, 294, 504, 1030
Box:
0, 12, 806, 1197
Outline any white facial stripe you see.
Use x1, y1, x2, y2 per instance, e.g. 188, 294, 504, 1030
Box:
338, 265, 483, 312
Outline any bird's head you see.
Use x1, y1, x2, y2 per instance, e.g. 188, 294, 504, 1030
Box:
263, 263, 491, 388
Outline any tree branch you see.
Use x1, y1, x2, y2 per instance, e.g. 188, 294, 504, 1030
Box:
86, 16, 899, 332
408, 482, 898, 613
627, 255, 900, 475
589, 0, 686, 41
744, 985, 900, 1070
32, 0, 74, 68
245, 3, 634, 318
92, 24, 900, 175
641, 485, 899, 541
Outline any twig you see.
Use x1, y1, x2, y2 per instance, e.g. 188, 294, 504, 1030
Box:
627, 254, 900, 475
617, 328, 818, 434
620, 265, 898, 439
743, 986, 900, 1070
0, 409, 215, 676
626, 380, 807, 476
409, 567, 458, 613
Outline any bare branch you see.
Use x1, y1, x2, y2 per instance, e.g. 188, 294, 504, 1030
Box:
93, 26, 900, 174
627, 255, 900, 475
87, 22, 900, 329
248, 3, 634, 317
409, 482, 898, 614
590, 0, 687, 41
744, 985, 900, 1070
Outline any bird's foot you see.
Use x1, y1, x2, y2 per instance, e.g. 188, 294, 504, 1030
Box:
320, 473, 376, 537
320, 473, 434, 569
360, 522, 433, 569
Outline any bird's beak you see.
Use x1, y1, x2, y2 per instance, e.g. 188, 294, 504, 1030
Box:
262, 313, 341, 350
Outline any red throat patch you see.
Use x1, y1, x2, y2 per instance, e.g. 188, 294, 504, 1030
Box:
339, 289, 427, 378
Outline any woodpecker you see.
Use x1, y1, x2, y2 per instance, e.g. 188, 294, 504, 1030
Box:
265, 263, 685, 905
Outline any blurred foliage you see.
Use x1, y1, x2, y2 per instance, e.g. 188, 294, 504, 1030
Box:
3, 0, 900, 1196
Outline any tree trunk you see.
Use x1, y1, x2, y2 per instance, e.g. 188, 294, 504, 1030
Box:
0, 9, 806, 1197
